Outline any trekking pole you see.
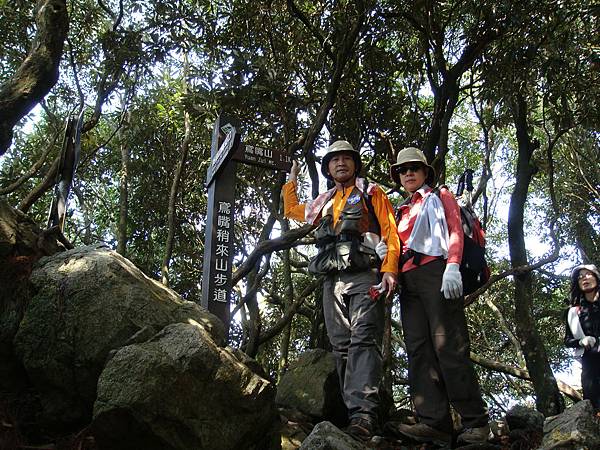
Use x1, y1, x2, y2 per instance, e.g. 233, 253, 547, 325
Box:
456, 171, 466, 197
464, 169, 474, 207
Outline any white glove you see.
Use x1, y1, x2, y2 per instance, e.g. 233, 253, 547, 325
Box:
375, 240, 388, 260
441, 263, 463, 299
580, 336, 597, 349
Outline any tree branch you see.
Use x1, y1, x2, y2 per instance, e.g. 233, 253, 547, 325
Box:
285, 0, 334, 60
470, 353, 582, 401
0, 0, 69, 154
231, 224, 314, 285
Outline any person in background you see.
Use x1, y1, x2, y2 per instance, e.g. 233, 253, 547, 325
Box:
565, 264, 600, 411
283, 140, 400, 442
380, 146, 489, 446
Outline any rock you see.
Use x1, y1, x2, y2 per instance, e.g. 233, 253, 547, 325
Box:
505, 404, 544, 432
13, 245, 225, 428
279, 407, 313, 450
299, 421, 365, 450
0, 200, 65, 392
92, 322, 278, 450
540, 400, 600, 449
276, 349, 347, 426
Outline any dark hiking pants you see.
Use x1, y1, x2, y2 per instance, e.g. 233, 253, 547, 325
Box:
582, 351, 600, 410
323, 268, 384, 423
400, 259, 488, 434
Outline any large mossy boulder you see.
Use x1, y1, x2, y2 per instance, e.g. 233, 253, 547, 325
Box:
92, 322, 278, 450
13, 244, 225, 427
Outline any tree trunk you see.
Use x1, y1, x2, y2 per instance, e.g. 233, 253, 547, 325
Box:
508, 93, 564, 416
161, 56, 191, 285
0, 0, 69, 154
277, 219, 295, 381
574, 215, 600, 265
72, 185, 92, 245
117, 135, 129, 256
161, 109, 190, 285
244, 268, 262, 358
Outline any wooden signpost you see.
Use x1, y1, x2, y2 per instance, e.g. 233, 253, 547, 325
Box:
201, 115, 292, 332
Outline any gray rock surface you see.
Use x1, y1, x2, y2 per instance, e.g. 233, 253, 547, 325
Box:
93, 322, 278, 450
540, 400, 600, 450
505, 404, 544, 432
276, 349, 347, 426
299, 421, 366, 450
13, 245, 225, 426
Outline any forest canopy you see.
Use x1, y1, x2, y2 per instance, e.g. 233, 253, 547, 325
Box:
0, 0, 599, 418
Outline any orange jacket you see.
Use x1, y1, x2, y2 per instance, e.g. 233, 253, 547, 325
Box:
283, 180, 400, 274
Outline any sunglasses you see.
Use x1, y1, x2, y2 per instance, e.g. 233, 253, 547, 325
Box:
396, 164, 424, 175
578, 272, 595, 280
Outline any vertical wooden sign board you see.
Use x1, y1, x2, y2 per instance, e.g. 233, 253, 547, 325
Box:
202, 115, 292, 335
201, 115, 240, 331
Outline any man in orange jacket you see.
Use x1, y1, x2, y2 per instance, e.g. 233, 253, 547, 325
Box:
283, 140, 400, 442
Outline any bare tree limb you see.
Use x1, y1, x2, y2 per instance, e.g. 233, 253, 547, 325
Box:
232, 224, 314, 285
465, 251, 560, 307
470, 353, 582, 401
255, 277, 322, 347
0, 133, 58, 195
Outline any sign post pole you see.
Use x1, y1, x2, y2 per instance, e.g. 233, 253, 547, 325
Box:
201, 115, 240, 332
201, 115, 292, 335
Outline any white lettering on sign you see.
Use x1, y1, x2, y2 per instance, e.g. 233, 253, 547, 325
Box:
206, 128, 237, 186
216, 229, 230, 242
216, 243, 229, 257
218, 201, 231, 214
213, 288, 228, 302
221, 123, 235, 134
212, 198, 233, 303
214, 273, 227, 286
215, 259, 228, 272
218, 215, 231, 228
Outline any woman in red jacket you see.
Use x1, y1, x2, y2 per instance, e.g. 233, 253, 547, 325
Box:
388, 147, 489, 446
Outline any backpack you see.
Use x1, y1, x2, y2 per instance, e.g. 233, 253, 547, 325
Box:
454, 200, 490, 295
443, 169, 490, 295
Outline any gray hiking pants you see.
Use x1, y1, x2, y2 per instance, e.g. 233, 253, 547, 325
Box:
400, 259, 488, 433
323, 268, 384, 423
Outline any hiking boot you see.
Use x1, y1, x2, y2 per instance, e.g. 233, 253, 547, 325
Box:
396, 422, 451, 446
457, 424, 491, 444
346, 417, 380, 443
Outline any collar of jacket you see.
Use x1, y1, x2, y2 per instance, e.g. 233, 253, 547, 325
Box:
305, 177, 375, 225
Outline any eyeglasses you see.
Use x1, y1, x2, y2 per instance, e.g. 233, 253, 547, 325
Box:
397, 164, 423, 175
578, 272, 595, 280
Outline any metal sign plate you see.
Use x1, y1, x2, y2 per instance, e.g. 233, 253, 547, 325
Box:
232, 144, 292, 172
